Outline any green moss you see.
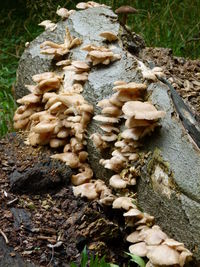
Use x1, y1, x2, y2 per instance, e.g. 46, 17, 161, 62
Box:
147, 148, 177, 191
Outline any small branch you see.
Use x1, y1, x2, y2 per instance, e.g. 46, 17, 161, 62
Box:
0, 229, 9, 244
186, 37, 200, 43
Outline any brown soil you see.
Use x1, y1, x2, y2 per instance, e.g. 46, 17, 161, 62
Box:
0, 133, 128, 266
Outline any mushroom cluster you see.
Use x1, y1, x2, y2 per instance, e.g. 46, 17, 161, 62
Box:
92, 81, 165, 189
62, 60, 90, 87
76, 1, 109, 10
127, 224, 192, 266
14, 24, 94, 187
73, 179, 115, 205
82, 44, 121, 66
138, 61, 165, 82
40, 26, 82, 58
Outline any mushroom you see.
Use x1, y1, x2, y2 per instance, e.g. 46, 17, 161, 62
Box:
99, 31, 118, 42
51, 152, 80, 168
71, 164, 93, 185
17, 94, 41, 105
126, 231, 144, 244
112, 197, 137, 210
115, 5, 138, 25
147, 245, 180, 266
93, 115, 119, 123
73, 183, 98, 200
56, 8, 70, 19
129, 242, 148, 257
144, 226, 168, 245
122, 101, 166, 120
109, 174, 128, 189
38, 20, 57, 31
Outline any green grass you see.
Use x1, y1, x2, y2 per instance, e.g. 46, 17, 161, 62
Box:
0, 0, 200, 136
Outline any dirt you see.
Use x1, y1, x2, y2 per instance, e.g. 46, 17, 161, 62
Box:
0, 133, 129, 266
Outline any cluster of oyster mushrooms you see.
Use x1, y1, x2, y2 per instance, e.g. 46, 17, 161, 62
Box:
75, 80, 192, 266
13, 2, 193, 266
14, 27, 95, 185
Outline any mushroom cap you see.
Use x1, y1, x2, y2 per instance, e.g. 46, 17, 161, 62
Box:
101, 134, 118, 142
73, 183, 98, 200
122, 101, 166, 120
32, 72, 56, 83
121, 128, 143, 140
56, 59, 71, 66
100, 124, 120, 133
49, 138, 66, 148
145, 227, 168, 245
72, 60, 90, 70
112, 197, 137, 210
113, 82, 146, 92
76, 2, 88, 9
71, 168, 93, 185
109, 174, 127, 189
123, 208, 143, 218
93, 115, 119, 123
125, 118, 152, 128
32, 121, 56, 133
89, 50, 114, 59
17, 94, 41, 105
102, 106, 122, 116
126, 231, 144, 243
115, 5, 138, 14
129, 242, 147, 257
51, 152, 79, 168
56, 8, 69, 19
162, 238, 184, 248
147, 244, 180, 266
99, 31, 118, 42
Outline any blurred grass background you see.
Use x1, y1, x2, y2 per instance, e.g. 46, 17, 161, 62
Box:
0, 0, 200, 136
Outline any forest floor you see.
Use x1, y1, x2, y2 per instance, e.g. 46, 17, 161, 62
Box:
0, 133, 128, 266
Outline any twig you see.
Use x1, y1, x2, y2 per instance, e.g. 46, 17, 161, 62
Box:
47, 247, 54, 267
186, 37, 200, 43
7, 197, 18, 206
0, 229, 9, 244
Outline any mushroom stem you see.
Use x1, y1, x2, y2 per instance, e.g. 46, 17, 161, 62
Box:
122, 14, 128, 25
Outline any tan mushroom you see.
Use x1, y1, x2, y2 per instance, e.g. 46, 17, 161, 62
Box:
93, 115, 119, 123
71, 164, 93, 185
17, 94, 41, 105
147, 244, 180, 266
126, 231, 144, 243
56, 8, 70, 19
38, 20, 57, 31
99, 31, 118, 42
112, 197, 137, 210
129, 242, 148, 257
122, 101, 166, 120
51, 152, 80, 168
109, 174, 127, 189
73, 183, 98, 200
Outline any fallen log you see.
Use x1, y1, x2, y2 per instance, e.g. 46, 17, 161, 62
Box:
2, 3, 199, 266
